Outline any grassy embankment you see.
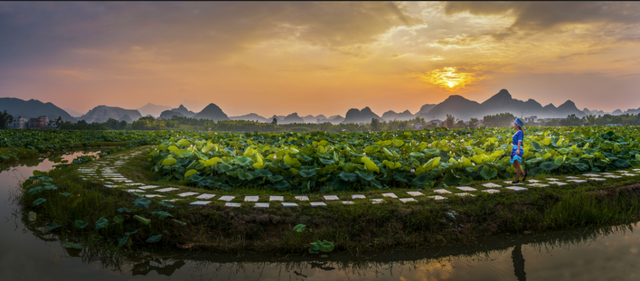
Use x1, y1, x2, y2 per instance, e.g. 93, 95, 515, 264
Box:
0, 141, 129, 164
19, 146, 640, 254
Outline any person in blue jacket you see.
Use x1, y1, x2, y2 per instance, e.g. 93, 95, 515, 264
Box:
511, 118, 527, 183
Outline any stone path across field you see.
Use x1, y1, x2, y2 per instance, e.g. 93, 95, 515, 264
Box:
75, 147, 640, 209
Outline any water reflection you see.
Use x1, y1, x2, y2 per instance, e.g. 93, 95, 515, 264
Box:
3, 153, 640, 280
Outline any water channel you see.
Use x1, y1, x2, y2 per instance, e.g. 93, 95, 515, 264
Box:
1, 152, 640, 280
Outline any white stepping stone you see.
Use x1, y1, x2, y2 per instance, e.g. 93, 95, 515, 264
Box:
621, 173, 636, 177
178, 192, 200, 197
295, 196, 309, 201
399, 198, 416, 203
144, 194, 164, 198
565, 176, 580, 179
583, 174, 600, 177
126, 189, 145, 193
589, 178, 606, 181
482, 183, 502, 188
196, 194, 216, 199
156, 187, 179, 193
342, 201, 354, 205
549, 181, 568, 186
122, 182, 144, 186
406, 191, 424, 197
601, 173, 615, 175
455, 192, 474, 197
382, 193, 398, 198
282, 202, 298, 207
110, 178, 128, 182
604, 175, 622, 178
371, 199, 384, 204
323, 195, 339, 201
434, 189, 451, 194
139, 185, 160, 190
104, 185, 116, 188
225, 202, 241, 207
190, 201, 210, 206
352, 194, 366, 199
527, 179, 541, 183
218, 195, 235, 201
245, 196, 259, 202
633, 169, 640, 172
567, 179, 587, 183
428, 195, 446, 200
545, 178, 560, 181
456, 186, 477, 192
528, 183, 550, 187
255, 203, 269, 208
505, 181, 522, 185
124, 180, 134, 183
310, 202, 327, 207
506, 186, 528, 192
270, 196, 284, 201
482, 189, 500, 194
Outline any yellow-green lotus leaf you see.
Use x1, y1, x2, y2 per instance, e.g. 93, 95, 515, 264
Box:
162, 158, 177, 166
204, 157, 221, 167
184, 169, 197, 178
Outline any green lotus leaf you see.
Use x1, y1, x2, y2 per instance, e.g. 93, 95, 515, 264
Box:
59, 192, 71, 197
117, 207, 137, 213
145, 234, 162, 243
234, 156, 253, 166
113, 215, 124, 224
293, 224, 306, 232
628, 160, 640, 168
339, 172, 358, 182
571, 162, 589, 171
43, 223, 60, 232
74, 220, 89, 229
117, 236, 129, 248
299, 169, 317, 178
480, 167, 498, 180
443, 170, 461, 186
133, 197, 151, 209
172, 219, 187, 226
134, 215, 151, 226
95, 217, 108, 230
531, 142, 542, 151
61, 242, 84, 249
423, 148, 440, 157
158, 201, 174, 208
237, 169, 254, 180
216, 163, 232, 173
152, 210, 173, 220
267, 175, 284, 182
319, 240, 335, 252
318, 158, 335, 165
162, 158, 177, 166
33, 198, 46, 206
412, 174, 430, 186
355, 171, 375, 181
409, 152, 425, 157
28, 186, 43, 195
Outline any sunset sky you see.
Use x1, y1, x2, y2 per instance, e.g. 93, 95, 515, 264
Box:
1, 2, 640, 117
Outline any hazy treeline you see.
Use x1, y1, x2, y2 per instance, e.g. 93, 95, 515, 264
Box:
23, 112, 640, 132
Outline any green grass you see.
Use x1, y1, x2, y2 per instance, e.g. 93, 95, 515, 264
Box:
17, 146, 640, 255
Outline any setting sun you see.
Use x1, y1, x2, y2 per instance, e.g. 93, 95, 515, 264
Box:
447, 82, 454, 88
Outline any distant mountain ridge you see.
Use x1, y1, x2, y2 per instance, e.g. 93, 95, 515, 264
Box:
80, 105, 142, 123
137, 103, 173, 117
0, 97, 76, 121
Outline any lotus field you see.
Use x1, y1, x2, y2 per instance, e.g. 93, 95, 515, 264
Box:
148, 126, 640, 192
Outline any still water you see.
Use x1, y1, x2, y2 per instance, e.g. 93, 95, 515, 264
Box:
1, 153, 640, 280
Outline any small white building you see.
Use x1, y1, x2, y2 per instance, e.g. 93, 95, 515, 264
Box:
8, 116, 28, 129
523, 116, 538, 123
412, 123, 423, 130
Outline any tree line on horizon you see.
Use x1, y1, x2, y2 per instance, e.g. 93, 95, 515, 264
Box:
2, 112, 639, 132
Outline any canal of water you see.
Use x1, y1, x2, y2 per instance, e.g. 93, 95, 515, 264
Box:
2, 152, 640, 280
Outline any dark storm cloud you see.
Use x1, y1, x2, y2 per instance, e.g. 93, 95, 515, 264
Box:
444, 1, 640, 33
0, 2, 423, 66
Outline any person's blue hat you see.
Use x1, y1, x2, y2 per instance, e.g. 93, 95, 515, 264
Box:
514, 118, 524, 127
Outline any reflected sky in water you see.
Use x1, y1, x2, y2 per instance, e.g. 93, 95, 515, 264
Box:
2, 154, 640, 280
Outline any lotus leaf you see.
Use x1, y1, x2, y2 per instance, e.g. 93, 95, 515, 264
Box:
95, 217, 108, 230
74, 220, 89, 229
33, 198, 46, 206
146, 234, 162, 243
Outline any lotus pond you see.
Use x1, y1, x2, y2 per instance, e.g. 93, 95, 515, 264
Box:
148, 126, 640, 192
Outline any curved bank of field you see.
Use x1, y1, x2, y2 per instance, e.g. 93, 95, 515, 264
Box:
18, 146, 640, 254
